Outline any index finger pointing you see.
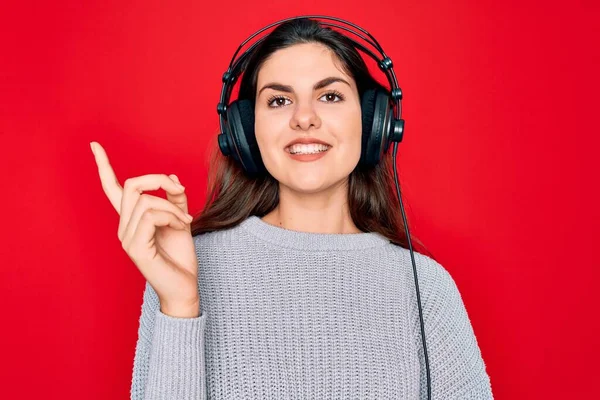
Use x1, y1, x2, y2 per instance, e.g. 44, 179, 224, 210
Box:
91, 141, 123, 214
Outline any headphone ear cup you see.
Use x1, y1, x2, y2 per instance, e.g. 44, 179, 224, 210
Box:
360, 89, 377, 167
360, 89, 376, 167
226, 99, 264, 175
361, 88, 392, 167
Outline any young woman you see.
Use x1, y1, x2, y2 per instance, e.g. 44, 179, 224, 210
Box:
91, 17, 493, 400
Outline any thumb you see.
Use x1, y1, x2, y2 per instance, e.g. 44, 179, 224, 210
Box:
167, 174, 189, 215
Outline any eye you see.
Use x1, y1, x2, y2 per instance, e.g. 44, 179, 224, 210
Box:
266, 95, 291, 108
319, 90, 345, 103
266, 90, 346, 109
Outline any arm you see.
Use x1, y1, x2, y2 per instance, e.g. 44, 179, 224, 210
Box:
414, 257, 494, 400
130, 281, 209, 400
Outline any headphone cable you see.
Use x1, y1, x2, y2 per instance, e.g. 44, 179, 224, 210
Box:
392, 141, 432, 400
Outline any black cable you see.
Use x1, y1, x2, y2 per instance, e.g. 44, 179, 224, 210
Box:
392, 141, 432, 399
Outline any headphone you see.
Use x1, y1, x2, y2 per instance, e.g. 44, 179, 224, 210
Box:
216, 15, 432, 399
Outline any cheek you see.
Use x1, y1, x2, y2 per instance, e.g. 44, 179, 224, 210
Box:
332, 131, 362, 169
254, 113, 286, 166
330, 113, 363, 161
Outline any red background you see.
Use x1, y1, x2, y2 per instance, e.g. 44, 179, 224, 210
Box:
1, 1, 598, 398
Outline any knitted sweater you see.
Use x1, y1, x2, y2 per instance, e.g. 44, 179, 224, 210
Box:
130, 215, 493, 399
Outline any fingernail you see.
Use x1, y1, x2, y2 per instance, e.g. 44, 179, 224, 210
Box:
185, 213, 194, 221
90, 142, 96, 155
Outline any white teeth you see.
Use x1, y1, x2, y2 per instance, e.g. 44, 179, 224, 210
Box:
287, 143, 331, 154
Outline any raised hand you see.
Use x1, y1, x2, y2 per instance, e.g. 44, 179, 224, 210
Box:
90, 141, 200, 318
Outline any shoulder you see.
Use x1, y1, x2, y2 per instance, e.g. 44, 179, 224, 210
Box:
192, 220, 247, 245
191, 219, 255, 259
383, 243, 465, 325
383, 242, 454, 290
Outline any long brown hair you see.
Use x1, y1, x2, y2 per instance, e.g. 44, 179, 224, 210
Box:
191, 18, 433, 258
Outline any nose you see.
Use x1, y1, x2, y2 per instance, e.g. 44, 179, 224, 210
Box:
289, 100, 322, 131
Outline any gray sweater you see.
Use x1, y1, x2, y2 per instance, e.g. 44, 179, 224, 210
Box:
130, 215, 493, 399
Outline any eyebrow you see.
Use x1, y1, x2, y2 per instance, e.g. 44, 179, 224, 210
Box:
257, 76, 351, 97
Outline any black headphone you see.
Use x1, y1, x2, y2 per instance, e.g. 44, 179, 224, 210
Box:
217, 15, 405, 176
216, 15, 432, 399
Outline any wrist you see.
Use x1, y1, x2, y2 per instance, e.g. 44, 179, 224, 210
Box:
160, 298, 200, 318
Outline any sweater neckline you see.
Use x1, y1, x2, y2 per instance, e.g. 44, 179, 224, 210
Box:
239, 215, 391, 251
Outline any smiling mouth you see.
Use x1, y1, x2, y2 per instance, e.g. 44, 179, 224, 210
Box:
284, 145, 332, 155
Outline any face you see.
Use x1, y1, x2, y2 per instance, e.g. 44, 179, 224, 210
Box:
254, 42, 362, 194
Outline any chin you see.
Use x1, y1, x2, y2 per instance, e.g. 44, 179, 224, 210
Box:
278, 176, 330, 194
290, 179, 328, 193
265, 157, 356, 193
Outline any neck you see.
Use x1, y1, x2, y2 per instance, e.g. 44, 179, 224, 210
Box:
261, 181, 362, 234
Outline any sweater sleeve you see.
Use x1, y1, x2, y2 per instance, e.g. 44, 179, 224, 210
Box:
414, 257, 494, 400
130, 281, 209, 400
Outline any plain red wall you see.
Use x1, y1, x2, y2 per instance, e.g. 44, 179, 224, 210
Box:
1, 1, 598, 398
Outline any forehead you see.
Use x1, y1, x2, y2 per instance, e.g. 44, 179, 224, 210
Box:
256, 43, 352, 86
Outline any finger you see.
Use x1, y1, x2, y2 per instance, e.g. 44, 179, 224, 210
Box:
91, 141, 123, 214
167, 174, 190, 215
119, 174, 186, 241
121, 194, 193, 243
125, 209, 187, 272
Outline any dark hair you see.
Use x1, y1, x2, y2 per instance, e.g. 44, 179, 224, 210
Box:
191, 17, 432, 257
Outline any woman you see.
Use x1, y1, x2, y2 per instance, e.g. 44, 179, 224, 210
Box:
91, 17, 493, 399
